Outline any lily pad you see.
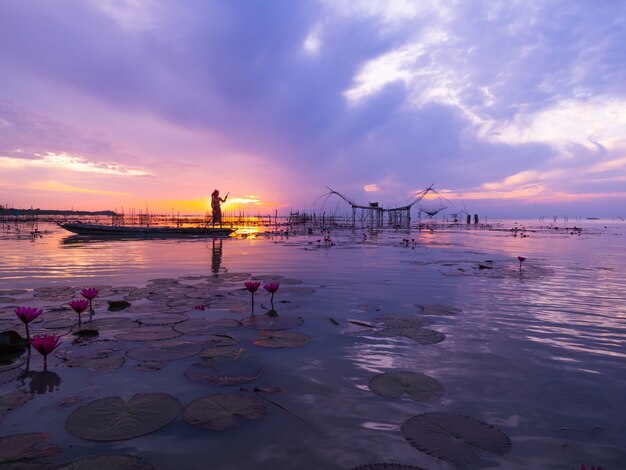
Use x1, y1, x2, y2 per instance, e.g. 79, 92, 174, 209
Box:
174, 318, 240, 335
66, 393, 182, 441
115, 327, 181, 342
400, 412, 512, 464
137, 313, 189, 326
41, 318, 76, 330
184, 360, 263, 386
127, 339, 202, 362
368, 372, 444, 402
373, 314, 434, 329
241, 315, 303, 331
376, 327, 445, 345
107, 300, 132, 311
351, 465, 427, 470
85, 317, 139, 332
415, 304, 461, 316
201, 345, 246, 361
134, 361, 165, 371
56, 454, 155, 470
0, 432, 60, 464
253, 331, 311, 348
183, 393, 266, 431
0, 389, 33, 418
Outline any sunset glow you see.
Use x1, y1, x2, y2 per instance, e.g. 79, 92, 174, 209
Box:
1, 1, 625, 217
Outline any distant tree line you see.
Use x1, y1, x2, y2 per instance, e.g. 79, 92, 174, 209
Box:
0, 204, 117, 216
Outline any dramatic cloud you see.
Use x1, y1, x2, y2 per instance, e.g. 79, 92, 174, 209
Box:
0, 0, 624, 216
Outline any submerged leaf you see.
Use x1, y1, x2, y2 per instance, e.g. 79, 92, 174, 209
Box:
241, 315, 303, 331
183, 393, 266, 431
368, 372, 444, 402
253, 331, 310, 348
66, 393, 182, 441
401, 412, 512, 464
0, 433, 60, 464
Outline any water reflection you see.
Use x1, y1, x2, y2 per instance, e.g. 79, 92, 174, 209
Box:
211, 238, 223, 275
27, 370, 62, 394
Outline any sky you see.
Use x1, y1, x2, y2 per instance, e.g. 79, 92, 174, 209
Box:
1, 0, 625, 218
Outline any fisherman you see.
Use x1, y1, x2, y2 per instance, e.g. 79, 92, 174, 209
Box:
211, 189, 228, 227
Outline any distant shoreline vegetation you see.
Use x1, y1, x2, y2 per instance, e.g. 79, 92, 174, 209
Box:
0, 206, 117, 216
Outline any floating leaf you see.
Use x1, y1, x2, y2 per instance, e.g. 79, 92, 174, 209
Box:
401, 412, 512, 464
174, 318, 240, 335
56, 339, 126, 361
127, 339, 202, 362
107, 300, 132, 311
376, 327, 445, 345
241, 315, 303, 331
183, 393, 266, 431
373, 314, 434, 329
351, 464, 428, 470
0, 432, 60, 464
253, 331, 310, 348
368, 372, 444, 402
137, 313, 189, 326
56, 454, 155, 470
0, 389, 33, 418
115, 327, 181, 342
415, 304, 461, 316
85, 317, 139, 332
184, 360, 263, 386
201, 345, 246, 361
134, 361, 165, 371
66, 393, 181, 441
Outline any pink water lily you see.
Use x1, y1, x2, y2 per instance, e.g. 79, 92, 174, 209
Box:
80, 287, 99, 314
30, 334, 62, 370
69, 298, 90, 325
244, 281, 261, 293
581, 465, 601, 470
15, 306, 44, 345
194, 304, 206, 311
245, 281, 262, 316
263, 282, 280, 310
517, 256, 527, 272
80, 287, 99, 300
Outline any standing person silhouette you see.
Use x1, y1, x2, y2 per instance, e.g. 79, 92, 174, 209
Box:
211, 189, 228, 227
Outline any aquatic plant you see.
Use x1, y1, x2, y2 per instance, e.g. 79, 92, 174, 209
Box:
30, 334, 62, 370
80, 287, 99, 314
517, 256, 527, 272
244, 281, 261, 315
194, 305, 206, 311
69, 298, 90, 325
14, 306, 43, 346
581, 466, 601, 470
263, 282, 280, 310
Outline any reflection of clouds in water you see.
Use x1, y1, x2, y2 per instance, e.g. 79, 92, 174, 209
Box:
345, 338, 417, 374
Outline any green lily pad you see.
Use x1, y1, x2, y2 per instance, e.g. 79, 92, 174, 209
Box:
66, 393, 182, 441
56, 454, 155, 469
253, 331, 311, 348
241, 315, 303, 331
182, 393, 266, 431
401, 412, 512, 464
127, 339, 202, 362
368, 372, 444, 401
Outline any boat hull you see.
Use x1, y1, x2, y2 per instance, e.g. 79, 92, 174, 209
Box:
60, 223, 235, 237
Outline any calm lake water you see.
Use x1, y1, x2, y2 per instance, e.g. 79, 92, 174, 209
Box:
1, 219, 625, 469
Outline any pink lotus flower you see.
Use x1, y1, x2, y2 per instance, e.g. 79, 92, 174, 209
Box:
194, 305, 206, 311
80, 287, 99, 314
581, 465, 601, 470
30, 334, 62, 370
244, 281, 261, 316
69, 298, 90, 325
245, 281, 261, 293
80, 287, 100, 300
263, 282, 280, 310
14, 306, 44, 345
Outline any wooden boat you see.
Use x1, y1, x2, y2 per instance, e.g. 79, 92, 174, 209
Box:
59, 222, 235, 237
